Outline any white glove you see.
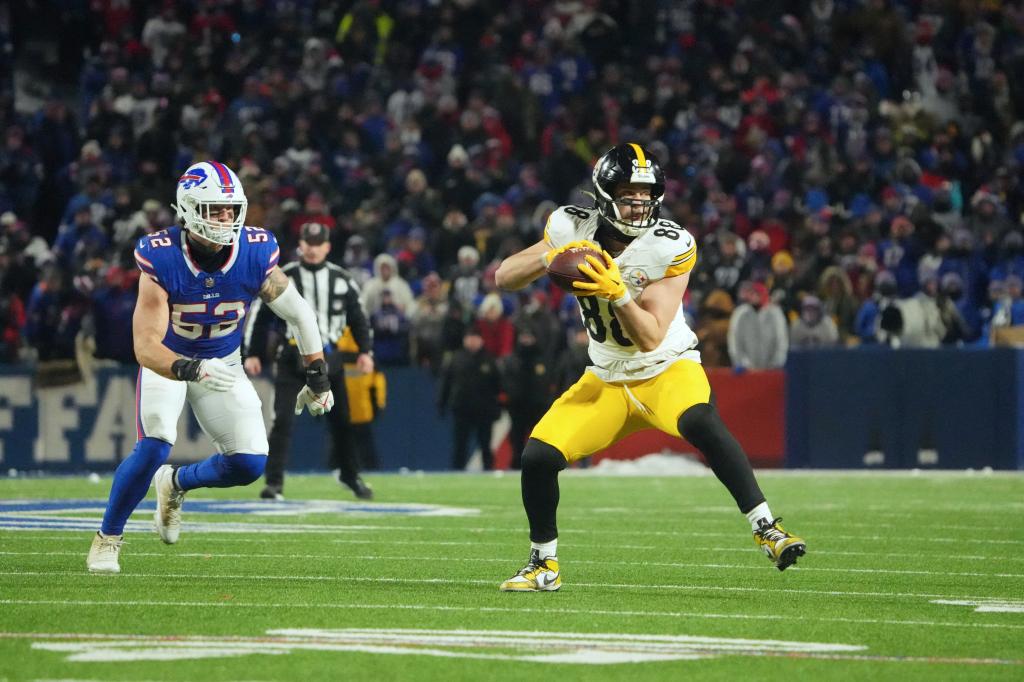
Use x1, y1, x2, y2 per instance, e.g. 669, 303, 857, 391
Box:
196, 358, 236, 392
295, 385, 334, 416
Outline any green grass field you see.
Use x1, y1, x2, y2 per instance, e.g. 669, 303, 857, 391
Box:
1, 470, 1022, 681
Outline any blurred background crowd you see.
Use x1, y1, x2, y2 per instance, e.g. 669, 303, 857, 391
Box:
2, 0, 1024, 383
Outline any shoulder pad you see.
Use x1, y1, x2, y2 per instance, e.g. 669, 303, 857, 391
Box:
642, 220, 698, 277
242, 226, 280, 276
543, 205, 598, 248
133, 229, 176, 280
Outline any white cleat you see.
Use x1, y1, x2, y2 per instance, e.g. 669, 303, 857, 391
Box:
86, 532, 122, 574
153, 465, 185, 544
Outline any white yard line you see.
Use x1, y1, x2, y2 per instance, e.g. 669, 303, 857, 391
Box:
2, 552, 1022, 579
5, 535, 1022, 562
1, 599, 1021, 631
2, 526, 1021, 545
0, 572, 1018, 603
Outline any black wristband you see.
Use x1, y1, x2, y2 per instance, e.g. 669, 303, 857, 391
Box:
304, 358, 330, 393
171, 359, 202, 382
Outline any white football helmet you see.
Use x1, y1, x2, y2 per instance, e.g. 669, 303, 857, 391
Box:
173, 161, 247, 245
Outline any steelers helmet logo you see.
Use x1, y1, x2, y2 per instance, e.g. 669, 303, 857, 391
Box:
631, 158, 655, 183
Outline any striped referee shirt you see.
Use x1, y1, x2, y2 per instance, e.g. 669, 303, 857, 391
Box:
244, 260, 371, 360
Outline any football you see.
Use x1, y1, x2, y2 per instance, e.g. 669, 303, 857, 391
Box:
546, 246, 602, 293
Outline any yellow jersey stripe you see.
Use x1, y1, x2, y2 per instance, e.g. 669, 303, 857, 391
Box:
629, 142, 646, 165
665, 253, 698, 277
671, 245, 697, 264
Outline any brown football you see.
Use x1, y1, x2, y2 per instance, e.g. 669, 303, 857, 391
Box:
546, 246, 602, 293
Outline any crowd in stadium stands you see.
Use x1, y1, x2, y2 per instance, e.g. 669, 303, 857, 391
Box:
2, 0, 1024, 378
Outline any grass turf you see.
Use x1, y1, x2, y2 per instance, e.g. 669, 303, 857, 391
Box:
0, 470, 1022, 681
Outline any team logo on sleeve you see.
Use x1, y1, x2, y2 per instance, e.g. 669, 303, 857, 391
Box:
626, 268, 649, 288
178, 168, 208, 189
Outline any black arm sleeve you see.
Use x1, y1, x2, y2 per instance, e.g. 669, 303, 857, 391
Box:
344, 277, 373, 353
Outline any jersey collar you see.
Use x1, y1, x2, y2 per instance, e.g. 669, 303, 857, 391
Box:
180, 229, 240, 277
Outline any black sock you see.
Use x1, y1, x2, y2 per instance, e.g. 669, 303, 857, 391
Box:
678, 402, 765, 513
520, 439, 568, 543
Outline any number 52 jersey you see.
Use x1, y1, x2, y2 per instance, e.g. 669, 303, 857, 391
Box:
134, 225, 280, 359
544, 205, 700, 382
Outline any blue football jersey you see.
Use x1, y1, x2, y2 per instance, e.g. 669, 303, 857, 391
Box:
134, 225, 281, 359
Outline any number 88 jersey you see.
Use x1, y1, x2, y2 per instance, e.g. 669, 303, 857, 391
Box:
134, 225, 281, 360
544, 205, 701, 382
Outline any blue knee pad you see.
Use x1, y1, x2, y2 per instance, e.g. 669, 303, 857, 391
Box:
176, 452, 267, 490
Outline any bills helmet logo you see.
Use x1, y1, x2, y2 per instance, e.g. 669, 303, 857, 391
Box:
178, 168, 208, 190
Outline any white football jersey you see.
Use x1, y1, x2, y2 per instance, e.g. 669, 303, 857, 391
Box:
545, 205, 701, 382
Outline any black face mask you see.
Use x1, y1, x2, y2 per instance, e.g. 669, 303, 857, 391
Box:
877, 282, 897, 297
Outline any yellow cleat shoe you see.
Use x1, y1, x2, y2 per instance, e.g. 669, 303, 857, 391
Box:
754, 517, 806, 571
499, 550, 561, 591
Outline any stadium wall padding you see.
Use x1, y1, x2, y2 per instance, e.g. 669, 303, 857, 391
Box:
0, 365, 452, 473
785, 348, 1024, 470
3, 350, 1021, 472
0, 364, 786, 472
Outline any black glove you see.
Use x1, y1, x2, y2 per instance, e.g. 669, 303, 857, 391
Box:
171, 359, 202, 382
304, 358, 331, 393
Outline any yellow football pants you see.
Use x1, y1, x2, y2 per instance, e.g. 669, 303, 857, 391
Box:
531, 359, 711, 463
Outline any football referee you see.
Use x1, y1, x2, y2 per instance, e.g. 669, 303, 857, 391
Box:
244, 222, 375, 500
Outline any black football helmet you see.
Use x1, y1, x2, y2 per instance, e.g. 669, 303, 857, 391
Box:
592, 143, 666, 238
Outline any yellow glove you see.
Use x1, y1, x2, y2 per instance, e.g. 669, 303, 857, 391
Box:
574, 251, 631, 306
541, 239, 601, 266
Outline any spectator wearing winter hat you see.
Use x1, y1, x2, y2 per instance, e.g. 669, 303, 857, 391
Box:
474, 291, 514, 359
790, 295, 839, 349
739, 229, 773, 283
939, 228, 988, 306
989, 231, 1024, 283
396, 226, 436, 287
966, 189, 1014, 243
447, 245, 482, 319
897, 269, 946, 348
855, 271, 902, 346
695, 288, 735, 368
434, 208, 473, 274
817, 266, 859, 342
409, 272, 449, 373
846, 242, 880, 301
341, 234, 373, 287
878, 215, 922, 297
52, 207, 109, 272
937, 272, 978, 345
728, 281, 788, 370
361, 253, 415, 316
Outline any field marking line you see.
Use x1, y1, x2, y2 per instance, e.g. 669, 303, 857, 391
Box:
1, 600, 1022, 632
2, 566, 1022, 603
1, 524, 1021, 546
4, 548, 1019, 577
5, 535, 1022, 562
